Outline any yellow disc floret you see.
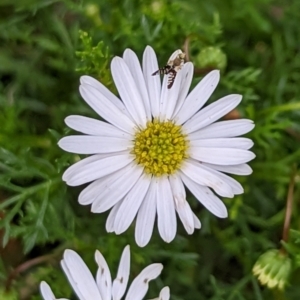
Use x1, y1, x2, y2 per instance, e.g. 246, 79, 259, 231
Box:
132, 119, 189, 176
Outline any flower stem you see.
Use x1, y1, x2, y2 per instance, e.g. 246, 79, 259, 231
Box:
5, 242, 70, 292
281, 165, 297, 248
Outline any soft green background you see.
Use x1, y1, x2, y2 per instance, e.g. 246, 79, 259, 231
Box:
1, 0, 300, 299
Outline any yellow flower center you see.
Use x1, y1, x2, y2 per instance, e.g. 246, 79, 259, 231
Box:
132, 119, 189, 176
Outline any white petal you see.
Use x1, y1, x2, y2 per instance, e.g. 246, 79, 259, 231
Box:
172, 62, 194, 118
95, 250, 112, 300
149, 287, 170, 300
202, 163, 253, 175
61, 260, 84, 299
63, 153, 134, 186
123, 49, 151, 120
80, 84, 135, 134
80, 75, 132, 119
159, 287, 170, 300
192, 213, 201, 229
159, 49, 183, 121
142, 46, 161, 118
58, 135, 132, 154
65, 115, 132, 139
190, 137, 254, 150
61, 250, 102, 300
169, 174, 195, 234
111, 57, 147, 128
40, 282, 68, 300
79, 163, 140, 206
189, 119, 255, 139
63, 153, 112, 182
114, 173, 151, 234
106, 201, 122, 232
181, 159, 234, 198
135, 177, 157, 247
169, 49, 183, 60
112, 245, 130, 300
180, 172, 228, 218
175, 197, 196, 234
40, 282, 55, 300
189, 147, 255, 165
183, 94, 242, 134
159, 67, 183, 121
156, 177, 177, 243
199, 164, 244, 194
169, 173, 184, 201
91, 164, 144, 213
174, 70, 220, 124
79, 174, 116, 205
125, 264, 163, 300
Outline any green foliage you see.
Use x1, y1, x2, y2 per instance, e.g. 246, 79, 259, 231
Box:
75, 30, 113, 88
0, 147, 73, 253
0, 287, 18, 300
0, 0, 300, 299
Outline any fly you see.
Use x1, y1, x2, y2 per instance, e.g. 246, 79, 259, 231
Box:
152, 51, 186, 89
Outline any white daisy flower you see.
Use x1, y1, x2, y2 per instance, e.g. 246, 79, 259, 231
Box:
40, 245, 169, 300
59, 46, 255, 246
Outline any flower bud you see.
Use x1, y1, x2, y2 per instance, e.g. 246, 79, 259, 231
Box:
252, 249, 292, 290
196, 46, 227, 71
85, 3, 102, 26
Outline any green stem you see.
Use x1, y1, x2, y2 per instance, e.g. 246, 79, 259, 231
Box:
281, 165, 297, 251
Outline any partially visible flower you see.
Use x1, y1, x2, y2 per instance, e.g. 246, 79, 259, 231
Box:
40, 245, 169, 300
59, 46, 255, 246
252, 249, 292, 290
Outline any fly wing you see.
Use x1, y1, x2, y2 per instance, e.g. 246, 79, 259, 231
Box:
152, 65, 171, 76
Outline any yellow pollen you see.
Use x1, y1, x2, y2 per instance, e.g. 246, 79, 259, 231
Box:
132, 119, 189, 176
